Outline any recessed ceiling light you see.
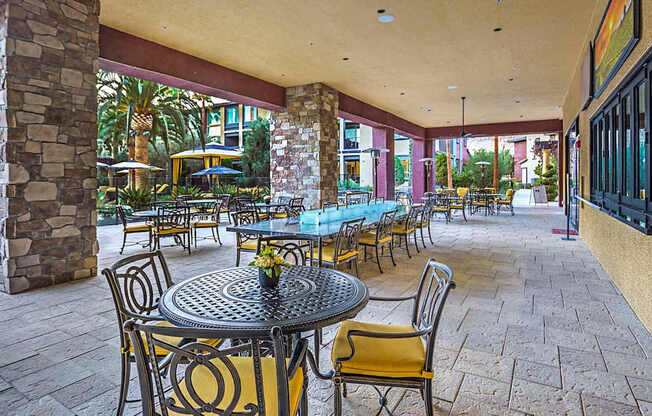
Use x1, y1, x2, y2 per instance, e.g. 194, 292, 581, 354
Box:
378, 14, 395, 23
508, 77, 514, 82
162, 25, 168, 30
400, 92, 405, 96
480, 117, 488, 121
515, 100, 521, 103
377, 9, 386, 13
493, 27, 502, 32
342, 57, 350, 61
308, 41, 314, 46
520, 115, 524, 118
281, 73, 286, 77
446, 121, 451, 124
448, 85, 458, 89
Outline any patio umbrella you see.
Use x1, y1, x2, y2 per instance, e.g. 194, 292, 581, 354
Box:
191, 166, 242, 176
110, 160, 163, 190
96, 161, 110, 168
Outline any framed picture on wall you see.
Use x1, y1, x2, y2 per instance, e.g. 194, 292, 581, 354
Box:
580, 43, 593, 110
593, 0, 640, 98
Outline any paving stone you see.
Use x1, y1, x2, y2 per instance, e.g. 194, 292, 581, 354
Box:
0, 388, 30, 414
453, 348, 514, 383
581, 394, 643, 415
561, 366, 636, 405
50, 374, 116, 409
598, 335, 647, 358
431, 368, 464, 402
640, 400, 652, 416
510, 378, 582, 416
457, 374, 510, 407
504, 340, 559, 367
559, 347, 607, 372
71, 386, 141, 416
604, 351, 652, 380
514, 359, 561, 388
12, 360, 93, 400
545, 327, 599, 352
0, 354, 56, 382
38, 335, 106, 364
394, 390, 452, 415
628, 377, 652, 402
11, 395, 74, 416
449, 393, 508, 416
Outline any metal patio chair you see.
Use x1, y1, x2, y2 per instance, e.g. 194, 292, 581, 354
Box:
116, 205, 152, 254
496, 189, 515, 215
359, 209, 397, 273
102, 251, 222, 416
306, 217, 365, 278
392, 205, 422, 258
331, 259, 456, 416
152, 206, 192, 254
232, 209, 261, 266
125, 321, 309, 416
191, 200, 224, 247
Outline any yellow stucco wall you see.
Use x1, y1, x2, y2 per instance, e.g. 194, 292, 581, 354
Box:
562, 0, 652, 330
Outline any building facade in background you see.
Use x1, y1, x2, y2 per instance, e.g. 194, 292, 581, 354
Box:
206, 102, 271, 148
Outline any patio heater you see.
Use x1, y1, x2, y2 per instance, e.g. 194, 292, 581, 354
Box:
419, 157, 436, 193
362, 147, 389, 199
475, 160, 490, 188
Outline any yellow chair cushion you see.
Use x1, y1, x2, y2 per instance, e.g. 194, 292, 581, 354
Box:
392, 226, 415, 235
125, 224, 151, 233
306, 245, 358, 264
332, 320, 431, 379
154, 227, 190, 235
237, 240, 260, 251
193, 221, 218, 228
274, 213, 288, 218
359, 232, 391, 246
166, 355, 303, 416
457, 187, 469, 197
131, 321, 220, 355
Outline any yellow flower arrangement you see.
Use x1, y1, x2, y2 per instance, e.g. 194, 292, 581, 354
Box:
249, 246, 291, 278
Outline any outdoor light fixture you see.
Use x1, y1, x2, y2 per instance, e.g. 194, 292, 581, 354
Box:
420, 157, 436, 193
363, 147, 389, 198
476, 161, 490, 187
378, 14, 395, 23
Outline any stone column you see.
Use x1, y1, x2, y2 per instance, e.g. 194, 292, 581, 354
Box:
372, 126, 395, 200
0, 0, 99, 293
270, 83, 338, 209
412, 138, 433, 201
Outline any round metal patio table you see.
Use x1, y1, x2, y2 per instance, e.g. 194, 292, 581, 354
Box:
158, 265, 369, 334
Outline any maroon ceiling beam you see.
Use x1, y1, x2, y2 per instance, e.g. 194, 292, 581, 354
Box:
426, 119, 563, 139
98, 25, 286, 110
339, 93, 426, 139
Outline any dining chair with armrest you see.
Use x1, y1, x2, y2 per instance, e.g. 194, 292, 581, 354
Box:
331, 259, 456, 416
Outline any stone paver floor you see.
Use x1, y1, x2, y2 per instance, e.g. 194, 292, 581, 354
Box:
1, 205, 651, 415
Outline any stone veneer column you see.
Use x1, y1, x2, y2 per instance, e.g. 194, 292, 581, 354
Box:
372, 126, 395, 200
0, 0, 99, 293
270, 83, 338, 209
412, 139, 434, 201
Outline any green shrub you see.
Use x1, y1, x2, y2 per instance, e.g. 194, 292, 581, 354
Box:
118, 188, 153, 210
171, 186, 205, 200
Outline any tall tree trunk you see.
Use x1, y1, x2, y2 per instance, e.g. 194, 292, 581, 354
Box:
493, 136, 499, 191
128, 135, 135, 160
134, 132, 149, 190
446, 139, 453, 189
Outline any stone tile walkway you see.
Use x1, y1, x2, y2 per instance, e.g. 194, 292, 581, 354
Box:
0, 206, 651, 415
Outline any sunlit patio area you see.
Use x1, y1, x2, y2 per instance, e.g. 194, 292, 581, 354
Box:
0, 206, 650, 415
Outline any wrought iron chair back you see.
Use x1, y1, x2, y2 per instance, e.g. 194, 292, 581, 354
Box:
410, 259, 455, 373
125, 321, 308, 416
116, 205, 131, 229
421, 200, 434, 226
149, 200, 176, 210
345, 192, 370, 206
283, 205, 302, 218
155, 206, 190, 232
333, 218, 365, 263
102, 251, 173, 348
403, 205, 422, 232
257, 237, 306, 266
288, 197, 305, 212
235, 197, 255, 211
231, 210, 259, 247
321, 201, 339, 211
375, 210, 396, 243
277, 195, 291, 204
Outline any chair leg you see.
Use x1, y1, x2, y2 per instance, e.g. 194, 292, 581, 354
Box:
193, 227, 198, 248
428, 224, 434, 245
389, 241, 396, 266
420, 226, 426, 248
120, 233, 127, 255
375, 245, 383, 274
334, 379, 343, 416
342, 382, 348, 398
413, 232, 420, 254
236, 249, 241, 267
424, 379, 434, 416
117, 352, 130, 416
353, 259, 359, 279
462, 207, 467, 222
215, 226, 222, 245
405, 235, 411, 258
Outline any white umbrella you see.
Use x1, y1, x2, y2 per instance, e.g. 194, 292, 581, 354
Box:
96, 161, 110, 168
110, 160, 162, 170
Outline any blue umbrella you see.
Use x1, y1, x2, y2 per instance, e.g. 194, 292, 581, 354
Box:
192, 165, 242, 176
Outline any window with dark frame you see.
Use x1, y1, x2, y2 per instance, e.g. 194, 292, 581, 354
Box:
589, 53, 650, 234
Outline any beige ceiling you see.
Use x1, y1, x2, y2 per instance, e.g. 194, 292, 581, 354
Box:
100, 0, 597, 128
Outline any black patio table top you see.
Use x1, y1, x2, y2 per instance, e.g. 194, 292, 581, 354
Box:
158, 265, 369, 334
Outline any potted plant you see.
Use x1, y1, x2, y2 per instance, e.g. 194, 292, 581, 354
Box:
249, 246, 291, 288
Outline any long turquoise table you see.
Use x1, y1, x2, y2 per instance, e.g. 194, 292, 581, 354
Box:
226, 205, 410, 266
